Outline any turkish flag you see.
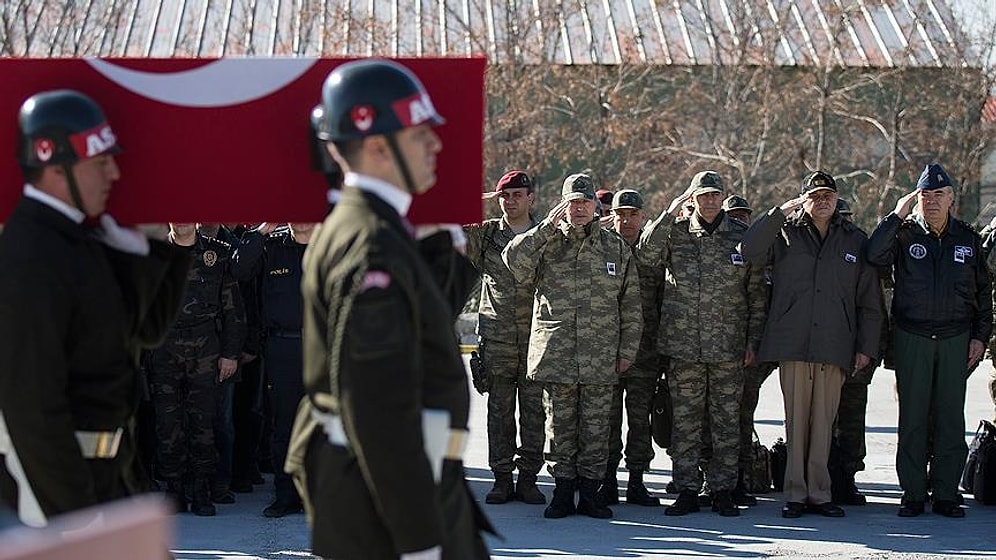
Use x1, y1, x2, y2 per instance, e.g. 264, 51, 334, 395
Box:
0, 57, 485, 225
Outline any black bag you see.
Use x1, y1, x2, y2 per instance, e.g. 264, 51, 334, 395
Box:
769, 437, 787, 492
742, 431, 772, 494
962, 419, 996, 504
651, 377, 673, 450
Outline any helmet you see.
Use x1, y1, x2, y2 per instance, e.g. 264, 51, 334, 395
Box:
309, 105, 342, 176
722, 195, 751, 213
317, 59, 444, 142
17, 89, 120, 169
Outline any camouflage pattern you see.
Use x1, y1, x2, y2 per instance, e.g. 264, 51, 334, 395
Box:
628, 241, 663, 377
545, 382, 615, 480
637, 212, 766, 362
465, 218, 546, 477
503, 220, 642, 385
738, 361, 776, 467
480, 339, 545, 476
149, 324, 221, 478
150, 233, 246, 481
464, 218, 536, 343
607, 370, 658, 471
670, 360, 743, 492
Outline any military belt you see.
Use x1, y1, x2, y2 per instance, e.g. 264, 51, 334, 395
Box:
75, 428, 123, 459
310, 408, 468, 462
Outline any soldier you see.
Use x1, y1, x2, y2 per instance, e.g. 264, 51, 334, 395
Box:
638, 172, 766, 517
149, 223, 246, 516
740, 171, 881, 519
598, 189, 662, 507
286, 59, 491, 559
722, 195, 753, 225
463, 170, 546, 506
0, 90, 189, 526
867, 164, 991, 518
234, 222, 314, 517
503, 173, 642, 520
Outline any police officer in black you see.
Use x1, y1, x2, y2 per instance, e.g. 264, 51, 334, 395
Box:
150, 223, 246, 516
286, 59, 491, 560
234, 222, 314, 517
0, 90, 189, 526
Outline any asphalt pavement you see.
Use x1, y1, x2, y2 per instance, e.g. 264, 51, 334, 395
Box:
172, 359, 996, 559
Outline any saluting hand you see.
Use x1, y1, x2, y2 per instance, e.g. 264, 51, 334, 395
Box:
545, 200, 570, 227
666, 189, 693, 217
218, 357, 238, 382
779, 194, 808, 215
893, 190, 919, 219
968, 339, 985, 370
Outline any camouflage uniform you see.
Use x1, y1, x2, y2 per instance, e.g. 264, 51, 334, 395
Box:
150, 233, 246, 493
638, 209, 765, 497
504, 218, 641, 481
737, 266, 776, 473
464, 217, 545, 484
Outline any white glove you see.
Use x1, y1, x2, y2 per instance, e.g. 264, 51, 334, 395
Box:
414, 223, 467, 254
95, 214, 150, 256
400, 545, 442, 560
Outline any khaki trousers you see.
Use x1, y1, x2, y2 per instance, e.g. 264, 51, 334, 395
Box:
780, 361, 845, 504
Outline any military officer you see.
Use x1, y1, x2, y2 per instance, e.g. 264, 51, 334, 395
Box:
286, 59, 491, 559
0, 90, 189, 526
464, 170, 546, 506
722, 195, 753, 225
503, 173, 642, 520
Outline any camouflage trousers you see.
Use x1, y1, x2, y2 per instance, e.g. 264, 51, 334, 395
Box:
481, 339, 545, 476
149, 327, 220, 480
738, 362, 776, 468
544, 382, 615, 480
607, 372, 657, 472
670, 360, 743, 493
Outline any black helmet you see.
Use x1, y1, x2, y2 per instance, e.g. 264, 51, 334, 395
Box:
17, 89, 120, 169
309, 105, 342, 179
317, 59, 444, 142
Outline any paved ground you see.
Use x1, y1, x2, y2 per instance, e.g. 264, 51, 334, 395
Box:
172, 359, 996, 559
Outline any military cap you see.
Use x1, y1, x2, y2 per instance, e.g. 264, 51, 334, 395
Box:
495, 170, 532, 191
836, 198, 853, 216
800, 171, 836, 195
596, 188, 614, 206
612, 189, 643, 210
916, 163, 953, 191
690, 171, 725, 196
722, 195, 751, 213
562, 173, 596, 201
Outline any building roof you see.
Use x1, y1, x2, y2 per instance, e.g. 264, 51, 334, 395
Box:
3, 0, 978, 67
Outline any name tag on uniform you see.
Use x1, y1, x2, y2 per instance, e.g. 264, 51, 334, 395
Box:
606, 262, 617, 276
730, 253, 744, 266
954, 246, 970, 264
843, 252, 857, 263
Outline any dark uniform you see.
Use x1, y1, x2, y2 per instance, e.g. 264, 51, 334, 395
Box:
149, 231, 245, 514
286, 59, 491, 559
234, 226, 308, 515
0, 90, 190, 526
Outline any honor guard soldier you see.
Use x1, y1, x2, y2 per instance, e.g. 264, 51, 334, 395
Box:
0, 90, 190, 526
286, 59, 492, 560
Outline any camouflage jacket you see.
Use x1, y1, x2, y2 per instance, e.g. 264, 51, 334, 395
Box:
638, 211, 766, 363
463, 217, 537, 344
169, 232, 246, 359
625, 238, 664, 377
502, 219, 642, 385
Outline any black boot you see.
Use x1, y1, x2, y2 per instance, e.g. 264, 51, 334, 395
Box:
596, 471, 619, 506
712, 489, 740, 517
485, 472, 515, 504
163, 480, 187, 513
577, 477, 612, 519
515, 473, 547, 505
625, 470, 660, 506
544, 478, 577, 519
665, 490, 701, 516
836, 474, 866, 506
190, 478, 216, 517
732, 469, 757, 506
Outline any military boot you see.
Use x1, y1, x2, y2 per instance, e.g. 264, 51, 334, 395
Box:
543, 478, 577, 519
577, 477, 613, 519
665, 490, 701, 516
596, 471, 619, 506
163, 480, 187, 514
834, 474, 867, 506
190, 478, 216, 517
485, 472, 515, 504
625, 470, 660, 506
515, 472, 547, 505
732, 469, 758, 506
712, 489, 740, 517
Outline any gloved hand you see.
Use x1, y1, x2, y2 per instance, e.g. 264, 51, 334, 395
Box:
95, 214, 150, 256
400, 545, 442, 560
414, 224, 467, 254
